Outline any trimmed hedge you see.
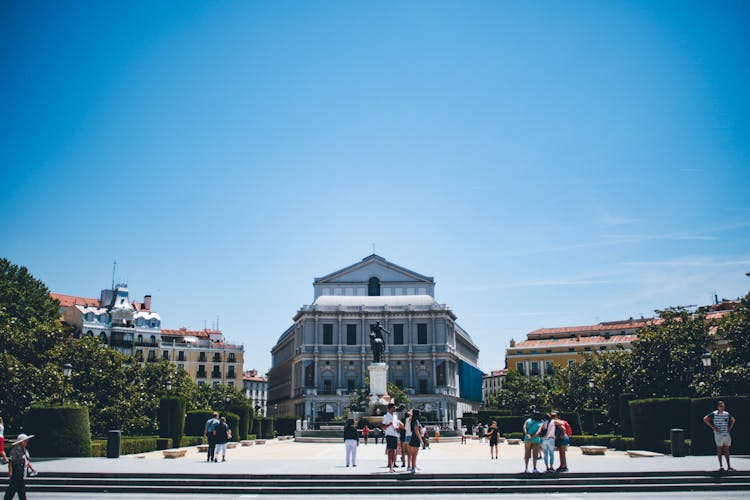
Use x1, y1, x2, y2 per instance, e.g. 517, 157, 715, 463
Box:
180, 435, 205, 447
460, 413, 478, 434
24, 406, 91, 457
496, 416, 524, 435
275, 416, 297, 436
121, 437, 157, 455
558, 413, 582, 435
610, 437, 636, 450
629, 397, 691, 451
252, 417, 262, 437
261, 417, 275, 439
224, 412, 240, 442
227, 405, 253, 441
91, 440, 107, 457
159, 397, 186, 447
568, 434, 617, 447
246, 434, 257, 440
185, 410, 214, 437
690, 396, 750, 455
618, 393, 636, 437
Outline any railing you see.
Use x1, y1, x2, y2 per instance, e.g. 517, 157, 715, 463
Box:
211, 371, 222, 378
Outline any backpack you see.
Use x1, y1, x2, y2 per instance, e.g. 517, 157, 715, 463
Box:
563, 420, 573, 437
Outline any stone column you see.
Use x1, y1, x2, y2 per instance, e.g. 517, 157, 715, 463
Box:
368, 363, 388, 397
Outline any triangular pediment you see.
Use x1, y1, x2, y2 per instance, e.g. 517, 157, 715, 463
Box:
314, 254, 434, 285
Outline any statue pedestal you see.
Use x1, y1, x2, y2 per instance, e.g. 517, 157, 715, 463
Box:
368, 363, 388, 396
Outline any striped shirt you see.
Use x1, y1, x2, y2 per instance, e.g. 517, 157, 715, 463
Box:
709, 410, 731, 435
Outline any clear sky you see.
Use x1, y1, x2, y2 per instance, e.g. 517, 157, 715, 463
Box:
2, 1, 749, 374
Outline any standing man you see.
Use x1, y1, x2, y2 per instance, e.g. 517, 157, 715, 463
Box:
381, 403, 401, 473
523, 413, 543, 473
703, 401, 736, 471
203, 411, 220, 463
4, 433, 36, 500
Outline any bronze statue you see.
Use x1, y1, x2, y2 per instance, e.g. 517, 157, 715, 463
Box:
369, 321, 390, 363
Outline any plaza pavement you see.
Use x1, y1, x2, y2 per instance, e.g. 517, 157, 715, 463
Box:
30, 437, 748, 476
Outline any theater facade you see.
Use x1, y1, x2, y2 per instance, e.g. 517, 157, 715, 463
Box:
268, 254, 482, 424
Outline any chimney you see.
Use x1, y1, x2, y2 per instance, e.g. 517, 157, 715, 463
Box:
714, 294, 719, 305
144, 295, 152, 310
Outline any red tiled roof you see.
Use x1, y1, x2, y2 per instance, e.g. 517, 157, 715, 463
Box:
484, 369, 507, 378
527, 319, 657, 338
161, 327, 222, 338
243, 370, 267, 382
511, 334, 636, 350
50, 292, 100, 308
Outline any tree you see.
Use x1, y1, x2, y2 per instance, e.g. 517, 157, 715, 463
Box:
0, 258, 61, 328
486, 370, 552, 416
630, 308, 712, 398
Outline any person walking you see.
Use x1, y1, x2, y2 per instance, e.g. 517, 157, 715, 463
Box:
0, 417, 8, 465
487, 421, 500, 459
460, 425, 467, 445
407, 409, 424, 473
541, 413, 557, 472
214, 416, 230, 462
203, 412, 220, 462
421, 425, 430, 449
703, 401, 736, 471
4, 433, 35, 500
381, 403, 401, 473
344, 418, 359, 467
523, 413, 543, 473
361, 424, 369, 445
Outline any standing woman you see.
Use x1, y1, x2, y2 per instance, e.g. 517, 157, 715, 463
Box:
343, 418, 359, 467
214, 416, 230, 462
361, 424, 369, 445
4, 433, 35, 500
407, 409, 424, 473
487, 421, 500, 459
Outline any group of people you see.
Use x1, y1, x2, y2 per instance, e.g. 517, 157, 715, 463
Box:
521, 411, 572, 473
203, 412, 232, 463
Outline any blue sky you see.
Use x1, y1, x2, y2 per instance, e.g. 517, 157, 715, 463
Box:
2, 1, 749, 373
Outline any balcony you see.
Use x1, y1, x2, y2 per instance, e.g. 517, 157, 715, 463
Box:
211, 370, 222, 378
134, 341, 159, 348
197, 371, 207, 378
109, 339, 133, 349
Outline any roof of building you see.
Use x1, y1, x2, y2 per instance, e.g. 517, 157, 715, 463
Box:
243, 370, 268, 382
312, 294, 437, 307
484, 369, 507, 378
511, 333, 636, 350
161, 327, 222, 339
526, 318, 657, 338
51, 292, 100, 308
314, 254, 434, 284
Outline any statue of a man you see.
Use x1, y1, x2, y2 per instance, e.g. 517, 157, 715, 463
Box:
369, 321, 390, 363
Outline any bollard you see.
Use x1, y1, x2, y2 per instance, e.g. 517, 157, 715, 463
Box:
107, 430, 121, 458
670, 428, 685, 457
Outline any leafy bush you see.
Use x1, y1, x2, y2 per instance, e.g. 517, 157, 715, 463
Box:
224, 412, 240, 442
227, 405, 253, 441
252, 417, 262, 437
618, 394, 636, 436
159, 397, 186, 448
275, 416, 297, 436
568, 434, 617, 447
24, 405, 91, 457
179, 436, 205, 447
246, 434, 256, 440
90, 440, 106, 457
610, 437, 636, 450
496, 416, 524, 435
558, 413, 582, 435
184, 410, 214, 436
120, 436, 158, 455
629, 397, 691, 451
261, 417, 275, 439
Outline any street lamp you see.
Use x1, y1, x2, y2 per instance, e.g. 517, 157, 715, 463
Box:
588, 379, 597, 436
701, 352, 712, 368
165, 381, 172, 393
62, 363, 72, 405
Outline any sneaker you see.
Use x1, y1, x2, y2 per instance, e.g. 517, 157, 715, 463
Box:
346, 464, 350, 467
557, 467, 568, 472
353, 464, 357, 467
533, 469, 541, 473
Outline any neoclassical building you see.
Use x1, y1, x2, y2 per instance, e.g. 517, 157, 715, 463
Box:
268, 255, 483, 423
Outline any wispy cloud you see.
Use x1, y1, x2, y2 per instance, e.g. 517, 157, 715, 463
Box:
461, 272, 622, 292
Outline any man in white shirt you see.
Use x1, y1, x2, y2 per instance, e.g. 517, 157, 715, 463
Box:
381, 403, 401, 473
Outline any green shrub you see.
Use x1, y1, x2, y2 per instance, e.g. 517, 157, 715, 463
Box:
252, 417, 262, 437
224, 412, 240, 442
581, 409, 606, 435
690, 396, 750, 455
629, 397, 691, 451
261, 417, 275, 439
618, 393, 636, 437
227, 405, 253, 441
90, 440, 106, 457
24, 406, 91, 457
506, 432, 523, 439
120, 437, 158, 455
179, 436, 205, 447
185, 410, 214, 437
568, 434, 617, 447
159, 397, 186, 448
246, 434, 256, 440
496, 416, 524, 435
610, 437, 636, 450
275, 416, 297, 436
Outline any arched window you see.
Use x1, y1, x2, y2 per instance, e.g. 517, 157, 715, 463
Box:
150, 335, 156, 345
99, 332, 107, 342
137, 334, 143, 344
368, 277, 381, 296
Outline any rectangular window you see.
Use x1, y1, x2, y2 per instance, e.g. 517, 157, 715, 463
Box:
323, 324, 333, 345
545, 361, 554, 375
393, 324, 404, 344
199, 352, 206, 362
323, 380, 332, 393
346, 324, 357, 345
228, 353, 236, 362
418, 379, 428, 393
417, 324, 428, 344
197, 364, 206, 377
530, 361, 539, 376
178, 351, 185, 361
395, 379, 403, 388
162, 351, 169, 360
347, 379, 355, 391
228, 366, 236, 378
516, 362, 525, 375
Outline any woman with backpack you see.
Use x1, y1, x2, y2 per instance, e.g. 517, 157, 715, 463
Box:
551, 412, 570, 472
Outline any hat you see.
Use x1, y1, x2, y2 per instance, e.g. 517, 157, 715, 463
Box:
12, 434, 34, 445
387, 402, 396, 408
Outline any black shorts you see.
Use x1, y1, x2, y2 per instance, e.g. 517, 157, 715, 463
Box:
409, 435, 421, 448
385, 435, 398, 450
489, 438, 498, 446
